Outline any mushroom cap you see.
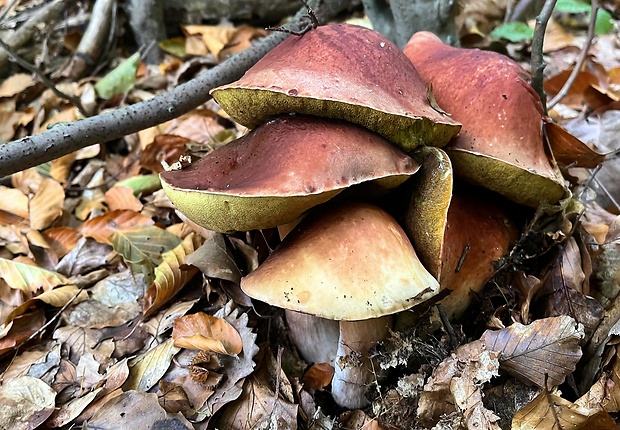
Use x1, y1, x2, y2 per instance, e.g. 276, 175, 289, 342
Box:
405, 146, 517, 319
241, 202, 439, 321
404, 31, 567, 206
160, 116, 419, 233
211, 24, 461, 152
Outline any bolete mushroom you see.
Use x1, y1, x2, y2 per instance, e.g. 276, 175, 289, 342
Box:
241, 201, 439, 408
405, 146, 518, 319
211, 23, 461, 152
160, 116, 419, 233
404, 31, 567, 206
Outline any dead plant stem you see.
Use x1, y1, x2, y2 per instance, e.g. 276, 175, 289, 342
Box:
548, 0, 599, 109
531, 0, 558, 113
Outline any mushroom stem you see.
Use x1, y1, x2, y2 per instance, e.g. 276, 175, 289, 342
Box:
332, 316, 392, 409
285, 310, 339, 365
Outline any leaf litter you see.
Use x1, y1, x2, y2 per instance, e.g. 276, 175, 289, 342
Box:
1, 1, 620, 429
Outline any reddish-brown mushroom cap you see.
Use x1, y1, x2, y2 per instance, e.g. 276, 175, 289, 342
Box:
406, 146, 518, 319
404, 31, 567, 207
211, 24, 461, 152
160, 116, 419, 233
241, 201, 439, 320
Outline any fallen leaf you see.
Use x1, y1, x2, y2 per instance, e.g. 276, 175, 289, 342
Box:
0, 73, 36, 98
0, 99, 34, 143
482, 316, 584, 388
182, 25, 236, 58
143, 233, 202, 317
94, 52, 141, 99
4, 285, 87, 326
104, 186, 143, 211
29, 176, 65, 230
545, 121, 606, 168
0, 376, 56, 430
81, 210, 154, 245
0, 311, 46, 356
47, 387, 103, 428
0, 257, 68, 293
42, 227, 82, 259
86, 390, 193, 430
303, 362, 334, 389
0, 186, 29, 219
185, 232, 242, 284
513, 387, 617, 429
56, 237, 111, 277
545, 68, 599, 108
140, 134, 189, 173
203, 302, 260, 420
124, 338, 180, 392
172, 312, 243, 355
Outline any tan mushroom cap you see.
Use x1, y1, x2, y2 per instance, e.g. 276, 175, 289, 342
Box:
241, 202, 439, 321
211, 24, 461, 152
404, 31, 567, 207
160, 116, 419, 233
405, 147, 517, 319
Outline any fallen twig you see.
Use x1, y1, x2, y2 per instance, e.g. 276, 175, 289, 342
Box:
548, 0, 599, 109
530, 0, 558, 113
0, 37, 89, 116
0, 0, 65, 70
0, 0, 349, 177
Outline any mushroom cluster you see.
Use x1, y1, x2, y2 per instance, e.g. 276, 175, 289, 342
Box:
160, 23, 567, 409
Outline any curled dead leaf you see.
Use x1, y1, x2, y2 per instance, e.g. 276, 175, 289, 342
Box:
172, 312, 243, 355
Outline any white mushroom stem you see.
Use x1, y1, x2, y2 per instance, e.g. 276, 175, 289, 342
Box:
285, 310, 339, 365
332, 316, 392, 409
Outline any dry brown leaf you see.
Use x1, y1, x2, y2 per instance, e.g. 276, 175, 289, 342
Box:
340, 410, 389, 430
512, 272, 542, 324
0, 257, 68, 293
0, 99, 34, 143
513, 387, 617, 429
0, 73, 36, 98
86, 390, 193, 430
539, 238, 604, 339
202, 302, 260, 421
0, 376, 56, 430
303, 362, 335, 390
482, 316, 584, 388
143, 233, 202, 317
185, 232, 242, 284
182, 25, 236, 58
81, 210, 154, 245
163, 109, 227, 146
47, 387, 103, 428
124, 338, 180, 392
172, 312, 243, 355
29, 177, 65, 230
4, 285, 87, 327
545, 69, 599, 109
56, 237, 112, 277
0, 310, 46, 356
42, 227, 82, 259
545, 122, 606, 168
215, 349, 297, 430
105, 186, 143, 212
140, 134, 189, 173
417, 340, 500, 428
219, 25, 268, 60
0, 186, 29, 219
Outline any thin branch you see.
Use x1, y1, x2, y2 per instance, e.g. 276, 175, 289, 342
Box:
0, 0, 19, 22
0, 0, 349, 178
0, 0, 65, 69
0, 37, 89, 116
531, 0, 558, 113
548, 0, 599, 109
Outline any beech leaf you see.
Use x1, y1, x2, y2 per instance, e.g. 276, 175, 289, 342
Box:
29, 177, 64, 230
0, 257, 68, 293
172, 312, 243, 355
124, 338, 179, 392
143, 233, 202, 317
185, 232, 242, 283
0, 376, 56, 430
482, 316, 584, 388
513, 388, 617, 429
81, 210, 154, 245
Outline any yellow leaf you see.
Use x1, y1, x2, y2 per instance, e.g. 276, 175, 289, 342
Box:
0, 257, 68, 293
172, 312, 243, 355
143, 233, 202, 317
